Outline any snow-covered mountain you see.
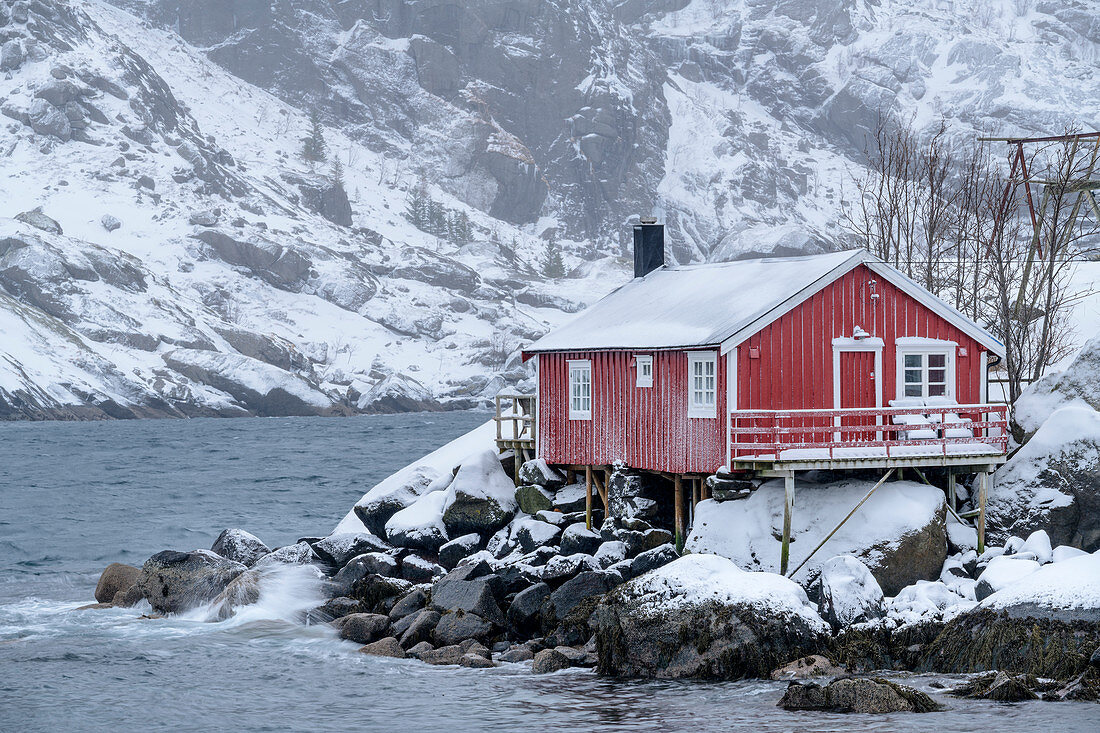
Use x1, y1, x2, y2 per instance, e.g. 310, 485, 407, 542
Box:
0, 0, 1096, 418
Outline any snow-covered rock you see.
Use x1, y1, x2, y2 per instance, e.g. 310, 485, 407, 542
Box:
253, 541, 315, 568
809, 555, 885, 630
310, 531, 390, 568
986, 406, 1100, 552
384, 489, 450, 552
513, 516, 562, 553
686, 478, 947, 595
210, 528, 270, 567
886, 580, 975, 625
1014, 334, 1100, 436
974, 556, 1042, 601
981, 551, 1100, 619
593, 554, 829, 679
517, 459, 565, 489
355, 466, 449, 537
441, 449, 518, 537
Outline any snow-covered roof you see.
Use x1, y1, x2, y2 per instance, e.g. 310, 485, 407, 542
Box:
523, 249, 1005, 357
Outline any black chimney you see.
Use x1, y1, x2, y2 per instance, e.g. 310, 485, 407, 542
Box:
633, 216, 664, 278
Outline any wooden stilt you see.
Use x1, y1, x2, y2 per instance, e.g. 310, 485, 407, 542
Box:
701, 478, 710, 501
947, 471, 957, 513
585, 466, 593, 531
692, 478, 700, 510
781, 473, 794, 576
977, 470, 988, 554
601, 469, 611, 511
674, 475, 684, 545
567, 469, 576, 485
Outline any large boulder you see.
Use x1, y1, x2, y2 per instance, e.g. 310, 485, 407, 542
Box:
442, 450, 517, 537
922, 552, 1100, 679
551, 483, 588, 513
986, 406, 1100, 552
334, 613, 391, 644
94, 563, 141, 605
433, 612, 495, 646
514, 516, 562, 553
594, 554, 829, 679
384, 489, 450, 551
253, 541, 315, 568
517, 459, 566, 489
1013, 334, 1100, 437
438, 533, 481, 570
607, 469, 667, 523
311, 532, 391, 567
211, 529, 270, 567
686, 478, 947, 595
559, 523, 602, 556
779, 677, 940, 713
514, 485, 554, 515
27, 98, 71, 141
430, 565, 505, 626
353, 465, 449, 536
808, 555, 885, 630
507, 582, 551, 636
973, 556, 1040, 601
136, 550, 247, 614
542, 570, 617, 643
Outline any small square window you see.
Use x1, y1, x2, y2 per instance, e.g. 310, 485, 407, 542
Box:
635, 355, 653, 388
898, 350, 952, 400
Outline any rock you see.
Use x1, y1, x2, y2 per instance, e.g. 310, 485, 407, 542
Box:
536, 510, 569, 526
311, 532, 391, 568
400, 554, 443, 583
315, 596, 360, 620
397, 608, 440, 648
210, 529, 270, 567
100, 214, 122, 232
335, 613, 391, 644
433, 612, 495, 646
686, 479, 948, 596
497, 646, 534, 663
28, 99, 71, 141
551, 483, 588, 513
507, 581, 552, 636
405, 641, 434, 659
385, 489, 450, 551
1014, 336, 1100, 436
328, 553, 396, 597
420, 644, 466, 665
514, 516, 562, 553
15, 207, 63, 234
430, 569, 505, 625
626, 544, 679, 580
778, 677, 940, 713
594, 554, 829, 679
359, 637, 405, 658
438, 533, 481, 570
985, 672, 1040, 701
253, 541, 314, 568
442, 450, 518, 537
542, 571, 616, 629
388, 588, 428, 621
560, 523, 602, 556
808, 555, 885, 630
593, 541, 628, 569
0, 40, 23, 71
770, 654, 845, 680
353, 552, 400, 578
515, 484, 554, 515
532, 648, 571, 674
540, 553, 600, 582
973, 556, 1040, 601
707, 476, 754, 502
212, 570, 267, 619
136, 549, 247, 615
639, 528, 675, 552
459, 652, 497, 668
189, 209, 220, 227
517, 459, 566, 489
346, 573, 413, 614
987, 406, 1100, 552
94, 563, 141, 604
1020, 530, 1053, 564
607, 469, 665, 522
35, 79, 84, 107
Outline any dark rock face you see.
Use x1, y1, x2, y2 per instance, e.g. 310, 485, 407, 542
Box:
359, 636, 406, 658
921, 607, 1100, 680
438, 533, 481, 570
864, 503, 948, 597
430, 571, 505, 626
311, 532, 391, 567
517, 460, 565, 490
594, 589, 828, 680
335, 612, 391, 644
346, 573, 413, 614
397, 608, 441, 648
15, 208, 63, 234
389, 588, 428, 621
542, 571, 615, 629
607, 470, 668, 525
514, 485, 554, 515
298, 180, 353, 226
532, 648, 571, 674
559, 523, 602, 556
433, 611, 495, 646
316, 596, 361, 620
211, 528, 270, 567
950, 671, 1042, 702
94, 563, 141, 605
507, 582, 551, 636
778, 677, 941, 713
136, 550, 247, 614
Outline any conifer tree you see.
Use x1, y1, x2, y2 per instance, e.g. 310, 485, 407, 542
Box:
541, 232, 565, 278
405, 185, 429, 230
301, 111, 327, 165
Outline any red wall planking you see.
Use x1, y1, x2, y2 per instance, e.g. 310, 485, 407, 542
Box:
538, 349, 726, 474
537, 264, 987, 475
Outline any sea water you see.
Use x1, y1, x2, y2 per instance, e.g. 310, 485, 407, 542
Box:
1, 414, 1097, 732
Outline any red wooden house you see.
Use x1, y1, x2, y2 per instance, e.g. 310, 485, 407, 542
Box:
520, 222, 1008, 480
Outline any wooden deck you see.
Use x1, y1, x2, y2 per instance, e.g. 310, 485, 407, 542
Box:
494, 394, 536, 472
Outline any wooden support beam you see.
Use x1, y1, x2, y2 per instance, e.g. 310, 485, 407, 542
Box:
977, 470, 988, 554
701, 477, 710, 501
585, 466, 593, 530
781, 473, 794, 576
597, 469, 610, 513
674, 475, 684, 546
692, 478, 700, 510
947, 471, 957, 514
566, 469, 576, 486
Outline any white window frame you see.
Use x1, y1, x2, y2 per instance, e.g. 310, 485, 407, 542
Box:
895, 338, 956, 400
634, 355, 653, 388
687, 351, 717, 418
567, 359, 592, 420
831, 337, 884, 410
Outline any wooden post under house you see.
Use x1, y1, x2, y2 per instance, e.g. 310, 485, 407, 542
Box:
780, 473, 794, 576
977, 470, 988, 554
585, 466, 593, 531
947, 472, 957, 513
673, 475, 684, 543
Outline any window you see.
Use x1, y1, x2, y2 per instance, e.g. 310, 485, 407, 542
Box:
568, 360, 591, 419
687, 352, 717, 418
896, 340, 955, 400
635, 355, 653, 388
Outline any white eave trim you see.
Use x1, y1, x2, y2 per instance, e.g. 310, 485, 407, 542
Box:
719, 250, 867, 354
864, 261, 1006, 359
